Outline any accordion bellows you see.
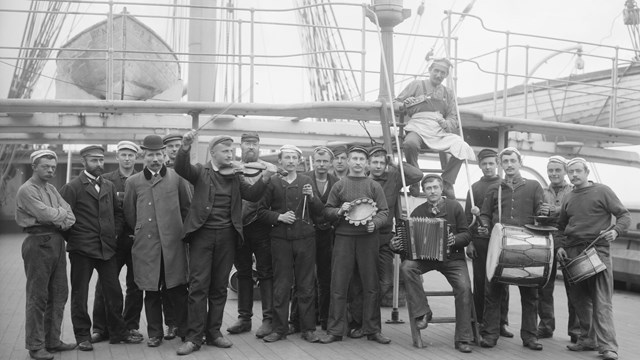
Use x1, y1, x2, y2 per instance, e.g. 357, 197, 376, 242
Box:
396, 217, 448, 261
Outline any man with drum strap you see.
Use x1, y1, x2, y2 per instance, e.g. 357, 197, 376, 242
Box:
477, 147, 545, 350
347, 146, 423, 338
16, 150, 77, 360
393, 174, 475, 353
536, 156, 575, 341
556, 158, 630, 360
319, 145, 390, 345
464, 148, 513, 338
226, 132, 275, 339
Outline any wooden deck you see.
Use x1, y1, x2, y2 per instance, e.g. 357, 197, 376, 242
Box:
1, 231, 639, 360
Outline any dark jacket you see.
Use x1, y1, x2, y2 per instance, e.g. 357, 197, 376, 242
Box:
102, 168, 138, 244
410, 197, 471, 261
60, 171, 123, 260
260, 174, 323, 240
465, 175, 501, 238
479, 174, 544, 230
174, 147, 267, 244
303, 171, 339, 230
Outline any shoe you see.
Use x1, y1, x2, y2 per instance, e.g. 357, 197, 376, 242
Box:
569, 334, 578, 343
45, 341, 76, 352
287, 323, 300, 335
602, 350, 619, 360
90, 332, 107, 343
500, 325, 514, 338
176, 341, 200, 356
147, 336, 163, 347
77, 341, 93, 351
455, 342, 473, 353
348, 328, 364, 339
110, 334, 144, 344
263, 332, 286, 342
129, 329, 144, 341
227, 319, 252, 334
255, 320, 273, 338
523, 340, 543, 351
415, 312, 432, 330
443, 181, 456, 199
567, 343, 597, 351
367, 333, 391, 344
209, 336, 233, 348
319, 334, 343, 344
537, 329, 553, 339
28, 349, 53, 360
301, 331, 320, 343
480, 338, 496, 348
164, 325, 178, 340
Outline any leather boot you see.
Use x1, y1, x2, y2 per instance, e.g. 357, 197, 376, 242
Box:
227, 277, 253, 334
256, 279, 274, 338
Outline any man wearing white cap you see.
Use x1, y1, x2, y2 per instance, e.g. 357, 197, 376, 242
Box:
90, 140, 144, 344
535, 155, 574, 341
556, 158, 630, 360
394, 58, 475, 198
258, 144, 322, 343
15, 150, 77, 360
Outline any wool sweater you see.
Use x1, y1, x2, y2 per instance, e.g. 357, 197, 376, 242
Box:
324, 176, 389, 236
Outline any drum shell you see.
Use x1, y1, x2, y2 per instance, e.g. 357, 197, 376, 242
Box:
561, 247, 606, 285
486, 223, 554, 287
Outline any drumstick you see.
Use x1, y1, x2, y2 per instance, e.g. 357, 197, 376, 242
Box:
302, 194, 308, 223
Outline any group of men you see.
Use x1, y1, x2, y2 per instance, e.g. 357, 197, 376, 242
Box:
15, 58, 628, 360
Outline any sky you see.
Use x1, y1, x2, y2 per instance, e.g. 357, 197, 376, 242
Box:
0, 0, 638, 204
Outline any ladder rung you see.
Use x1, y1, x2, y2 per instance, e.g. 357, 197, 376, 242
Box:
429, 317, 456, 323
424, 291, 455, 296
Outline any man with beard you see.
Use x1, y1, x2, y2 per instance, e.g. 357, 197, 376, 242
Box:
162, 133, 183, 168
320, 145, 390, 345
464, 149, 513, 338
124, 135, 191, 348
175, 132, 276, 355
227, 132, 275, 339
556, 158, 630, 360
477, 147, 545, 350
395, 58, 475, 198
260, 145, 323, 343
347, 146, 422, 338
536, 156, 575, 341
330, 145, 349, 179
60, 146, 142, 351
91, 141, 144, 344
15, 149, 76, 360
394, 174, 475, 353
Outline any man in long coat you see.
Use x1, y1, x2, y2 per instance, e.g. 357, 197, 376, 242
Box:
124, 135, 191, 347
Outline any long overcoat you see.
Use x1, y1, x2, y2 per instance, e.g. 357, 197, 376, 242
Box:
123, 166, 191, 291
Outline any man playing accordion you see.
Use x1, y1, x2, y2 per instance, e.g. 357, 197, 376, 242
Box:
391, 174, 474, 353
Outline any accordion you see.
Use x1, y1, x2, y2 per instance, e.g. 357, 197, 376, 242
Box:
395, 217, 448, 261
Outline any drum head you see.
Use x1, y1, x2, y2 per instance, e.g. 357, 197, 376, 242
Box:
486, 223, 505, 281
345, 197, 378, 226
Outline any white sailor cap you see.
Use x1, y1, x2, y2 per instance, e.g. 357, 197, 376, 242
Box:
116, 140, 140, 154
30, 149, 57, 163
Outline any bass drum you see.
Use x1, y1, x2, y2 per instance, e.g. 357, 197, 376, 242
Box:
486, 223, 554, 287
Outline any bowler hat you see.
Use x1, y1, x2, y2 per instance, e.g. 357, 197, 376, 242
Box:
140, 135, 166, 151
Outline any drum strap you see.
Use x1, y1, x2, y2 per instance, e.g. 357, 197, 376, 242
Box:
498, 183, 502, 223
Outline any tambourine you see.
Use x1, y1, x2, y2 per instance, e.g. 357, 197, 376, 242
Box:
344, 197, 378, 226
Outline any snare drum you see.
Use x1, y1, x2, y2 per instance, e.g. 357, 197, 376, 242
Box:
486, 223, 554, 287
561, 247, 606, 285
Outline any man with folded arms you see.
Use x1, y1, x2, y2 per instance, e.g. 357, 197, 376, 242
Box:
556, 158, 630, 360
16, 149, 76, 360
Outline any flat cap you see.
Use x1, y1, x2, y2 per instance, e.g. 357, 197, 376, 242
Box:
241, 132, 260, 142
79, 145, 105, 157
140, 135, 166, 151
548, 155, 568, 166
331, 145, 348, 156
498, 146, 522, 159
313, 146, 334, 158
431, 58, 453, 69
30, 149, 57, 163
567, 157, 588, 168
209, 135, 233, 149
421, 173, 443, 186
368, 145, 387, 158
279, 144, 302, 156
116, 140, 140, 153
162, 133, 183, 144
348, 145, 369, 158
477, 148, 497, 161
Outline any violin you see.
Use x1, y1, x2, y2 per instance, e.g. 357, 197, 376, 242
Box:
218, 161, 288, 177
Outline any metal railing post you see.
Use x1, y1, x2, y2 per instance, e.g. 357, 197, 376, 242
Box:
610, 47, 619, 127
502, 31, 510, 117
493, 49, 500, 115
524, 45, 529, 119
250, 8, 255, 102
360, 4, 366, 101
107, 0, 114, 101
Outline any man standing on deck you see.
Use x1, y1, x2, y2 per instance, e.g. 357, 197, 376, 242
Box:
90, 140, 144, 344
464, 148, 513, 338
477, 147, 545, 350
319, 145, 390, 345
536, 156, 575, 341
174, 131, 276, 355
556, 158, 630, 360
60, 145, 143, 351
394, 58, 475, 198
226, 132, 275, 339
15, 149, 77, 360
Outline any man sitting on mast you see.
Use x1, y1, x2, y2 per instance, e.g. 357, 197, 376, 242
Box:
394, 58, 475, 198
